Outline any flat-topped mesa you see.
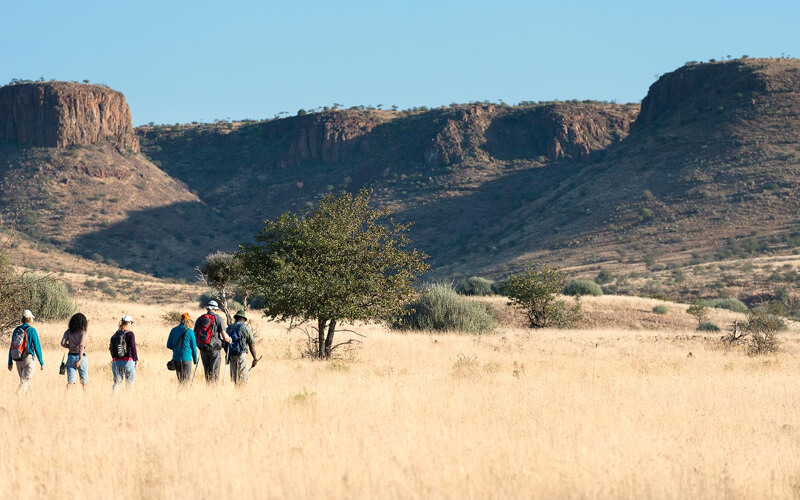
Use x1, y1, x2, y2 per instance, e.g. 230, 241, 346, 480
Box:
0, 82, 139, 151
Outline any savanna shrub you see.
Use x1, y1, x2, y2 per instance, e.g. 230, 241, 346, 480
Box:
16, 273, 76, 321
709, 298, 748, 313
395, 283, 496, 334
563, 279, 603, 297
455, 276, 496, 296
698, 321, 720, 332
652, 305, 669, 315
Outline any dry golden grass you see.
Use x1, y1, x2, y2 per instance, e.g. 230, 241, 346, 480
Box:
2, 297, 800, 499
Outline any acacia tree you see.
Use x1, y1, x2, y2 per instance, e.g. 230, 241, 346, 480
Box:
505, 265, 581, 328
238, 190, 429, 358
196, 251, 239, 324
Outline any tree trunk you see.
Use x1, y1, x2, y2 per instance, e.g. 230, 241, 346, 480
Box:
324, 319, 337, 358
317, 318, 327, 358
220, 289, 233, 326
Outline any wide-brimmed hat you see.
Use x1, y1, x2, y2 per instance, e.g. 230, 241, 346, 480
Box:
233, 310, 248, 321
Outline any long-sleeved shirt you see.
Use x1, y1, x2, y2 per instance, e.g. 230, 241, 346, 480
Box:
7, 323, 43, 367
60, 329, 87, 356
111, 329, 138, 363
167, 325, 198, 363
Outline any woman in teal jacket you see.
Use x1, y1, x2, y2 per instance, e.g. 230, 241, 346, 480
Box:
166, 313, 198, 384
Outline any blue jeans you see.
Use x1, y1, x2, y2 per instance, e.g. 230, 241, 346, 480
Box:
112, 360, 135, 390
66, 353, 88, 385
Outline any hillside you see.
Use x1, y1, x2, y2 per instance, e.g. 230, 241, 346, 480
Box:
0, 82, 231, 278
3, 59, 800, 301
137, 101, 637, 266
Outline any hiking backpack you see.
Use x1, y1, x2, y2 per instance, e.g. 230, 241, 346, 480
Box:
227, 323, 246, 356
196, 313, 216, 347
110, 330, 128, 358
9, 325, 30, 361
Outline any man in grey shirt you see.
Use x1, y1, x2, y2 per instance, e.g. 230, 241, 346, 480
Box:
226, 310, 259, 387
193, 300, 230, 384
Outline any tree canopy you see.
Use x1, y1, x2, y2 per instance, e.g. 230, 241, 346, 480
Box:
238, 190, 428, 357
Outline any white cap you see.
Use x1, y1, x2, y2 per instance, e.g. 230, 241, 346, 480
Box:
22, 309, 35, 320
206, 300, 219, 310
121, 315, 134, 323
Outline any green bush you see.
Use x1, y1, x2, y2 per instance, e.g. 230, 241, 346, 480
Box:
455, 276, 496, 296
16, 274, 76, 321
698, 321, 720, 332
652, 305, 669, 315
395, 284, 496, 334
708, 298, 748, 313
563, 279, 603, 297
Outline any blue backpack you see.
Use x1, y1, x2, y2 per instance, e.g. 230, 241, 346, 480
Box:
227, 323, 247, 356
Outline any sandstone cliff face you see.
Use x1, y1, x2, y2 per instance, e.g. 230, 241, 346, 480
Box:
0, 82, 139, 151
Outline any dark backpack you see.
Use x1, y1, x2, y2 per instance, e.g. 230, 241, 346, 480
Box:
9, 325, 30, 361
227, 323, 246, 356
196, 313, 216, 347
110, 330, 128, 358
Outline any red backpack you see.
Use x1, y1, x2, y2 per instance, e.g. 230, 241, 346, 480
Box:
9, 325, 30, 361
196, 313, 216, 346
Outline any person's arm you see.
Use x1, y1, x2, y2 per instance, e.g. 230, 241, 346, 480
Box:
245, 326, 259, 366
188, 329, 198, 364
30, 329, 44, 368
166, 328, 176, 350
218, 316, 231, 343
60, 331, 70, 349
128, 331, 138, 363
7, 348, 11, 370
78, 331, 86, 358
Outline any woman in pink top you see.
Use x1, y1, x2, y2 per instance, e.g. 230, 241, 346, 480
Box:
60, 313, 88, 389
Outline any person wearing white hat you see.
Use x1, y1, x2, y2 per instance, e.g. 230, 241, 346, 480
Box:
193, 301, 231, 384
7, 309, 43, 393
110, 315, 138, 391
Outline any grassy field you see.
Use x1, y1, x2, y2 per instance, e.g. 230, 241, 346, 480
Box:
2, 297, 800, 499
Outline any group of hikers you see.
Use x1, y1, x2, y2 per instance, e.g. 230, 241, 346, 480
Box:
6, 300, 259, 393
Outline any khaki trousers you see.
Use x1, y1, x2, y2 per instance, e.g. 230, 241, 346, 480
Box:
14, 356, 35, 393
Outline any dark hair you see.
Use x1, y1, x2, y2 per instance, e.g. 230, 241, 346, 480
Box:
68, 312, 88, 333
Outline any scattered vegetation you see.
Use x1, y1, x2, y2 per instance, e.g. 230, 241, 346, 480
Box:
723, 310, 783, 355
698, 321, 720, 332
708, 298, 748, 313
686, 301, 710, 326
455, 276, 496, 296
563, 279, 603, 297
505, 266, 582, 328
161, 311, 183, 326
652, 305, 669, 315
396, 284, 496, 334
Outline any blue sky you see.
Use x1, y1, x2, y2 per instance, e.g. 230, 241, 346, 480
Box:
3, 0, 798, 125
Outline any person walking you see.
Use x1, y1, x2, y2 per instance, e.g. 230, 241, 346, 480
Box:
60, 312, 89, 389
193, 301, 230, 384
167, 313, 198, 385
110, 315, 137, 391
7, 309, 43, 393
226, 310, 259, 387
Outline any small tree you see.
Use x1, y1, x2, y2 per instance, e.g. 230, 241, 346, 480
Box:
686, 301, 710, 326
196, 251, 240, 324
505, 266, 580, 328
238, 190, 429, 358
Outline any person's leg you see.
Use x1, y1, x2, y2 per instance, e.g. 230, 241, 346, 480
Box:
16, 356, 34, 393
66, 353, 79, 386
112, 361, 122, 392
211, 349, 221, 383
238, 355, 250, 386
200, 349, 213, 382
175, 361, 184, 383
125, 361, 135, 387
78, 355, 89, 386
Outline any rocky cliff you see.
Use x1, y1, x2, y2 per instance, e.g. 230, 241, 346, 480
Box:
0, 82, 139, 151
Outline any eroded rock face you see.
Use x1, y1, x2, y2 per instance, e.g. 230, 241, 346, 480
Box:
0, 82, 139, 151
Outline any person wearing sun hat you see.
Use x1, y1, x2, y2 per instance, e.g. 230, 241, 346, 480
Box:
225, 310, 259, 387
193, 300, 230, 384
167, 313, 198, 385
7, 309, 43, 393
110, 314, 138, 391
